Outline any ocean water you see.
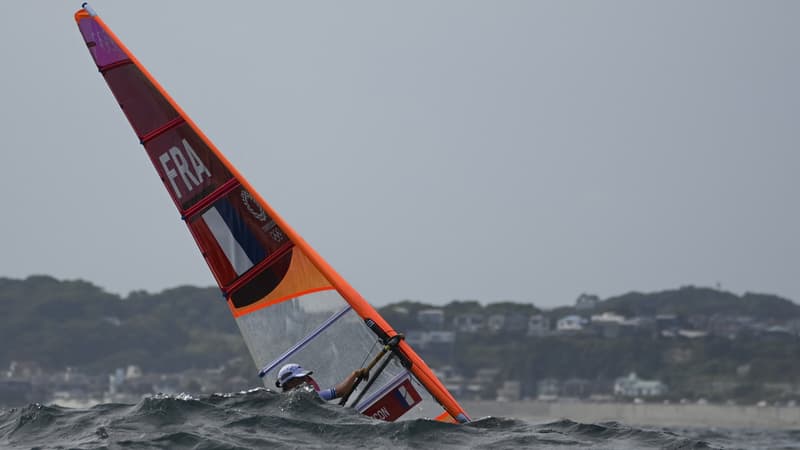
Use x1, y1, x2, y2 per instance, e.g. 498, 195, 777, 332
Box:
0, 389, 796, 449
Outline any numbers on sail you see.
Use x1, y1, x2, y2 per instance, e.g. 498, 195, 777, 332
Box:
268, 227, 286, 243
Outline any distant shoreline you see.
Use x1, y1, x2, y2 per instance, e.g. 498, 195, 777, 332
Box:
461, 400, 800, 430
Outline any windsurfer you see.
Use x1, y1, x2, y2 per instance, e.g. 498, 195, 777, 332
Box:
275, 363, 368, 401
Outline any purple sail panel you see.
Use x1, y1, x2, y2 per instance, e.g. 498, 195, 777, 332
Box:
77, 17, 127, 67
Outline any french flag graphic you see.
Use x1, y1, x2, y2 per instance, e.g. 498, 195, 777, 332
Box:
358, 372, 423, 422
201, 197, 266, 276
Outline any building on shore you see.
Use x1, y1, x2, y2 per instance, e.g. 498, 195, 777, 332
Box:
614, 372, 667, 398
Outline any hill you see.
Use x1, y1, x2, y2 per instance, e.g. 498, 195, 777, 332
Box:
3, 276, 800, 403
601, 286, 800, 319
0, 275, 248, 374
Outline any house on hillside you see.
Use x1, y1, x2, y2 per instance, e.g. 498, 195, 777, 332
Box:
575, 294, 600, 311
405, 330, 455, 350
487, 313, 528, 334
561, 378, 591, 398
417, 308, 445, 329
787, 319, 800, 336
527, 315, 550, 337
765, 324, 793, 336
677, 329, 708, 339
453, 313, 484, 333
556, 315, 586, 333
592, 315, 657, 338
655, 314, 680, 334
464, 368, 503, 400
487, 314, 506, 333
434, 366, 466, 398
386, 305, 409, 315
626, 316, 656, 333
537, 378, 560, 401
591, 312, 625, 323
496, 380, 522, 402
687, 314, 708, 330
589, 312, 625, 338
614, 372, 667, 397
505, 314, 529, 333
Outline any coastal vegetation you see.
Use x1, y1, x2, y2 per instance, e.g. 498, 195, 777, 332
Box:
2, 276, 800, 403
0, 276, 244, 374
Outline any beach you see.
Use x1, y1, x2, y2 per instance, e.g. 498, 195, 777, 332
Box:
462, 399, 800, 430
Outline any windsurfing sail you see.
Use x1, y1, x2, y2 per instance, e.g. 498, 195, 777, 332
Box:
74, 3, 469, 423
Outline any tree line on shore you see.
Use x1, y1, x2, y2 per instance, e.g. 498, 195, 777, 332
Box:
2, 275, 799, 402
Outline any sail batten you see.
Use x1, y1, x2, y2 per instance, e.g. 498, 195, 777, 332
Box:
140, 117, 187, 144
224, 243, 294, 296
181, 178, 240, 220
75, 3, 470, 424
98, 58, 133, 73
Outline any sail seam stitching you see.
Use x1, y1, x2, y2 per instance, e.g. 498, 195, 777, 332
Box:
98, 58, 133, 73
139, 117, 186, 144
180, 178, 241, 221
223, 242, 295, 297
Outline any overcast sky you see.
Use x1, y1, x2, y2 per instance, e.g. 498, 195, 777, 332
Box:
1, 2, 798, 308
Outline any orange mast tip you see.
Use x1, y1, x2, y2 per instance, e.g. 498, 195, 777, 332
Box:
74, 11, 89, 22
75, 3, 96, 21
